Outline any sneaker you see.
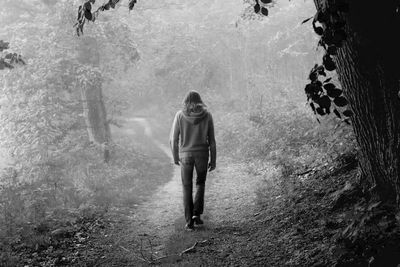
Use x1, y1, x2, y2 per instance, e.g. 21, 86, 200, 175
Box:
185, 223, 194, 231
192, 215, 204, 225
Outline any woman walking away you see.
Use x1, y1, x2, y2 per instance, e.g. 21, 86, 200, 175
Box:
170, 90, 217, 231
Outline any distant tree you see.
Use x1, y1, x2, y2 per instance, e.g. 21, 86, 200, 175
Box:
1, 0, 138, 170
77, 36, 111, 163
70, 0, 140, 162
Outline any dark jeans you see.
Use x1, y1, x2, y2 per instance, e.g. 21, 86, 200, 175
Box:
180, 155, 208, 224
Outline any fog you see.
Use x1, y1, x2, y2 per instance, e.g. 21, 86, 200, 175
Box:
0, 0, 358, 265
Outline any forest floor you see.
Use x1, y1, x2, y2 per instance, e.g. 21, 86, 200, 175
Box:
61, 117, 364, 266
6, 117, 400, 266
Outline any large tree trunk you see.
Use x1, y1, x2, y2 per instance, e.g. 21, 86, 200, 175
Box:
314, 0, 400, 202
78, 37, 111, 163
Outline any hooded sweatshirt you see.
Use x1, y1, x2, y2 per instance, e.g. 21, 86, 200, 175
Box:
170, 108, 216, 166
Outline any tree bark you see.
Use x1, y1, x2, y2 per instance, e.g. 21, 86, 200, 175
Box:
314, 0, 400, 202
78, 37, 111, 163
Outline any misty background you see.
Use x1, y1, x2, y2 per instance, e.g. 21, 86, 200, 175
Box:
0, 0, 356, 265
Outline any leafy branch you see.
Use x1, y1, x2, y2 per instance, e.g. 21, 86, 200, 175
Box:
253, 0, 351, 123
75, 0, 138, 36
253, 0, 274, 16
302, 0, 351, 123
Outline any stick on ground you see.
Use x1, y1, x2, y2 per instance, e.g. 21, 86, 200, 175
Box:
180, 240, 208, 256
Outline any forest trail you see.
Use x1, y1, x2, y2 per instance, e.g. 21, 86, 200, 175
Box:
108, 117, 268, 265
130, 118, 172, 156
120, 117, 183, 250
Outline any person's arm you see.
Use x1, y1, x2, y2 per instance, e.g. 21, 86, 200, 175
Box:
170, 112, 180, 165
208, 112, 217, 171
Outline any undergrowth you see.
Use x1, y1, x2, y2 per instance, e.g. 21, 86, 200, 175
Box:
0, 135, 171, 265
216, 93, 356, 178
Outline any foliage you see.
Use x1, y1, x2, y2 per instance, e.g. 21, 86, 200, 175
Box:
72, 0, 352, 124
0, 1, 141, 263
305, 65, 351, 123
302, 0, 352, 121
75, 0, 138, 35
0, 40, 25, 70
242, 0, 276, 19
246, 0, 352, 121
217, 95, 355, 175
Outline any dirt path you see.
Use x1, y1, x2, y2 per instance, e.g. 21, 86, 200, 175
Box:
159, 161, 276, 266
122, 117, 183, 250
106, 117, 274, 266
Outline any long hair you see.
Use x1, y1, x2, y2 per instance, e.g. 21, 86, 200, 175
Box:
182, 90, 206, 114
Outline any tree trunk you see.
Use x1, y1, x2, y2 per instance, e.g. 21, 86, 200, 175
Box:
314, 0, 400, 203
80, 81, 111, 161
78, 37, 111, 163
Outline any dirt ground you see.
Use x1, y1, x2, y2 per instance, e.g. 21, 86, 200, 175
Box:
97, 156, 270, 266
94, 116, 272, 266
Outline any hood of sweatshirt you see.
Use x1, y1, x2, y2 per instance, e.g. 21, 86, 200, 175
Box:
182, 109, 207, 125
